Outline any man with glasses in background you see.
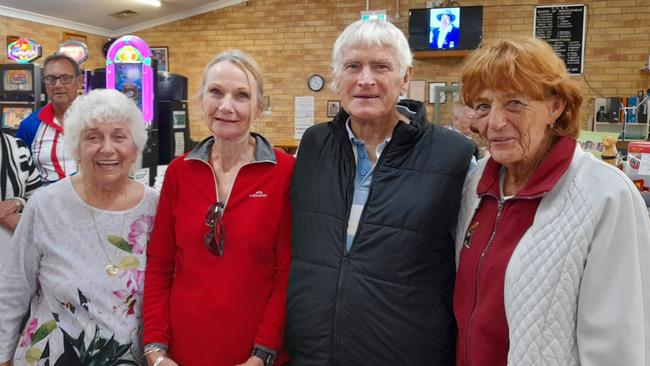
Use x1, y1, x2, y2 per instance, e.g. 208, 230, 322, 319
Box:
16, 54, 82, 184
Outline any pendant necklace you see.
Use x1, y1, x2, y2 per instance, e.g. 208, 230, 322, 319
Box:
86, 184, 127, 276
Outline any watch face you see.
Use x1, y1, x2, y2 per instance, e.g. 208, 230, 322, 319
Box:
308, 74, 325, 92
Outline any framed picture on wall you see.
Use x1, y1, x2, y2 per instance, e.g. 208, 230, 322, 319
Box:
150, 47, 169, 72
451, 82, 460, 102
6, 35, 18, 49
327, 100, 340, 117
63, 32, 87, 44
62, 32, 87, 43
428, 82, 447, 104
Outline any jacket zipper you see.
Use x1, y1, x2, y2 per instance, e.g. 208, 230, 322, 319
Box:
332, 147, 356, 366
332, 252, 350, 366
349, 148, 386, 249
332, 140, 390, 366
465, 198, 504, 366
195, 158, 274, 212
464, 192, 547, 366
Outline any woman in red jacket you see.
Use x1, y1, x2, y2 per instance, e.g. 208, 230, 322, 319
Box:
142, 50, 294, 366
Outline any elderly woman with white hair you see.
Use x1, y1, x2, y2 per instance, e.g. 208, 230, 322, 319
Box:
0, 89, 158, 365
286, 19, 474, 365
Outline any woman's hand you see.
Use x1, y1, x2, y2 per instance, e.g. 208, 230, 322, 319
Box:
0, 199, 21, 218
146, 351, 179, 366
158, 359, 179, 366
235, 356, 264, 366
0, 213, 19, 232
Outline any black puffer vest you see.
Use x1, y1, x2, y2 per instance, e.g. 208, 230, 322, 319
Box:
287, 99, 475, 366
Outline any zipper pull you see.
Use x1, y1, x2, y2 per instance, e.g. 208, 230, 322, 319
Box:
463, 221, 479, 249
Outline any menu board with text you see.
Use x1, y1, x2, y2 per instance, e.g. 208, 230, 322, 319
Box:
534, 4, 586, 75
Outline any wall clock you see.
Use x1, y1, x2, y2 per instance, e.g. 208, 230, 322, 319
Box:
308, 74, 325, 92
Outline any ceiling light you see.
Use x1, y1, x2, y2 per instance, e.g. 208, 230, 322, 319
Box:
110, 10, 139, 19
137, 0, 161, 6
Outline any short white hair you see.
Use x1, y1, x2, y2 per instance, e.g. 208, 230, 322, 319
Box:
64, 88, 147, 161
331, 19, 412, 90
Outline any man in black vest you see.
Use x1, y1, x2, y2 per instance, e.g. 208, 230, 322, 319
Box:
286, 19, 475, 365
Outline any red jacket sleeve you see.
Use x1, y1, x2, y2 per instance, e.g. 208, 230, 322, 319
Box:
143, 164, 178, 347
253, 156, 293, 351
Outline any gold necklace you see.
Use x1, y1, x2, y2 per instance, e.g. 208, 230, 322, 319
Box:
85, 184, 128, 276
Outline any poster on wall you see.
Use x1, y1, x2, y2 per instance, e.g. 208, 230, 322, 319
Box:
295, 96, 314, 139
150, 47, 168, 72
534, 4, 586, 75
428, 82, 447, 104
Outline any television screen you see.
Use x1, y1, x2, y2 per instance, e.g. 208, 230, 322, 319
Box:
409, 6, 483, 52
115, 63, 142, 110
3, 69, 33, 92
2, 106, 33, 128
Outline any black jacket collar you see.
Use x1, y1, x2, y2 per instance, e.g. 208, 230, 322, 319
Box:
329, 99, 429, 156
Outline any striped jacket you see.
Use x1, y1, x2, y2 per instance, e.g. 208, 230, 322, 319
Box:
1, 131, 41, 205
16, 103, 77, 184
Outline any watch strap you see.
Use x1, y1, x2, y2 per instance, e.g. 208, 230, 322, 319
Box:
251, 346, 276, 366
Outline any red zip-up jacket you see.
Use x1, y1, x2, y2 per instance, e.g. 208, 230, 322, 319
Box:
143, 134, 294, 366
454, 136, 575, 366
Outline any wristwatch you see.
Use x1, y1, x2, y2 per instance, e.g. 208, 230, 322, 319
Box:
251, 346, 275, 366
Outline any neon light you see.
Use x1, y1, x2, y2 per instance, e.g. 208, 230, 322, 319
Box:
58, 40, 88, 64
116, 45, 143, 63
106, 35, 153, 124
7, 38, 42, 63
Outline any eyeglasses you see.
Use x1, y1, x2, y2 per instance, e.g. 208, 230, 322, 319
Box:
204, 202, 225, 256
43, 74, 75, 86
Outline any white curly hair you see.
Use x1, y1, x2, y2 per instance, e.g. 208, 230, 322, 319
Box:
64, 88, 147, 162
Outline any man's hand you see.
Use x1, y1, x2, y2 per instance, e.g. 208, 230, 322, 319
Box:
235, 355, 265, 366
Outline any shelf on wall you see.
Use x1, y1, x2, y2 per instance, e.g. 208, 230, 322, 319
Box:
592, 96, 649, 141
413, 50, 470, 59
595, 122, 648, 126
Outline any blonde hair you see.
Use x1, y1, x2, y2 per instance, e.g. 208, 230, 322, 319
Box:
461, 36, 583, 138
198, 49, 266, 112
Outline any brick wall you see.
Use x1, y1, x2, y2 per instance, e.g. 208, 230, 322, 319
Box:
136, 0, 650, 142
2, 0, 650, 143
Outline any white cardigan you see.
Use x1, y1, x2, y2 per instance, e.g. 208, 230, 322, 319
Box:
456, 144, 650, 366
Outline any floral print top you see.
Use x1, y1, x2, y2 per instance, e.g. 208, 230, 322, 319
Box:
0, 178, 158, 365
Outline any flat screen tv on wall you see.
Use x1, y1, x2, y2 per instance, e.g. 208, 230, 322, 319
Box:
408, 6, 483, 52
